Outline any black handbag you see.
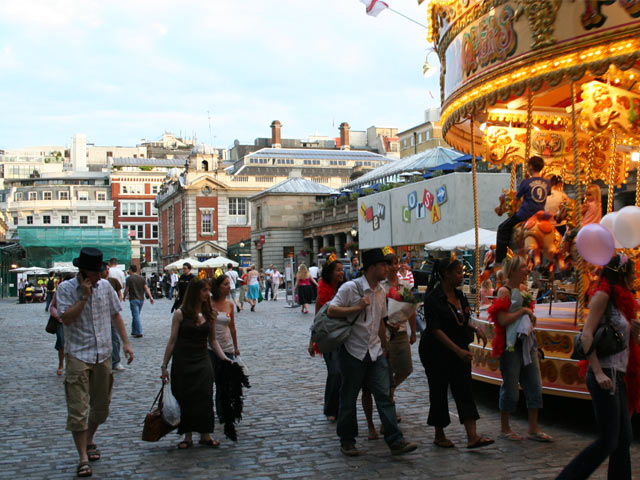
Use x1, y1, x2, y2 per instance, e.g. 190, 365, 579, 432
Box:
45, 315, 59, 334
572, 299, 626, 360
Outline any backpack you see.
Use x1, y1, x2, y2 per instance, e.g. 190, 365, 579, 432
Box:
310, 281, 366, 354
47, 278, 55, 291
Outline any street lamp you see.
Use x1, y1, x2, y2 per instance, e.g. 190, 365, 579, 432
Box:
350, 224, 358, 238
239, 242, 245, 248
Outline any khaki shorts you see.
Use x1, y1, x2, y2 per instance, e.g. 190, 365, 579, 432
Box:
64, 355, 113, 431
388, 332, 413, 380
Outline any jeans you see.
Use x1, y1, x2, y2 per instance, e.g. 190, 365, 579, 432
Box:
499, 341, 543, 412
496, 213, 524, 263
264, 280, 273, 300
337, 346, 403, 447
45, 292, 54, 311
169, 286, 176, 299
129, 299, 143, 335
111, 323, 121, 366
323, 350, 341, 417
557, 369, 632, 480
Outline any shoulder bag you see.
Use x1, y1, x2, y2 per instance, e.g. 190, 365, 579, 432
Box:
310, 281, 366, 354
142, 383, 177, 442
45, 315, 59, 334
571, 298, 626, 360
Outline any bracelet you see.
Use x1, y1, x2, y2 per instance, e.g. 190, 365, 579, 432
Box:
161, 364, 167, 369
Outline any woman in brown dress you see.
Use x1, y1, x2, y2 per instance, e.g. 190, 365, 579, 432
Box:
161, 278, 232, 449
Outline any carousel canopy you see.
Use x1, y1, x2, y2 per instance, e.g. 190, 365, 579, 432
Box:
164, 258, 206, 270
200, 256, 239, 269
425, 228, 497, 251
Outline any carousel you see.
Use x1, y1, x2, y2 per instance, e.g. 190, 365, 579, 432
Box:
425, 0, 640, 398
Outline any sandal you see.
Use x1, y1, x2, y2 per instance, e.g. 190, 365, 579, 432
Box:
467, 436, 495, 449
177, 440, 193, 449
77, 461, 92, 477
433, 438, 455, 448
528, 431, 553, 443
498, 431, 524, 441
198, 439, 220, 448
86, 444, 100, 461
367, 430, 379, 441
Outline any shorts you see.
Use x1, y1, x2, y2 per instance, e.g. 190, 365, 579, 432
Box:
64, 355, 114, 431
228, 288, 238, 300
388, 331, 413, 380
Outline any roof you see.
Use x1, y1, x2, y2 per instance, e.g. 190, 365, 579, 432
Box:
250, 177, 338, 200
345, 146, 463, 188
112, 157, 186, 167
245, 147, 391, 162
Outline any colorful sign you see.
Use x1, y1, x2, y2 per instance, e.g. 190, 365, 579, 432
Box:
431, 203, 441, 224
423, 189, 435, 211
437, 185, 447, 205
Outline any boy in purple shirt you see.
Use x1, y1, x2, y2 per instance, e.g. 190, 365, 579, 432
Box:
495, 156, 549, 264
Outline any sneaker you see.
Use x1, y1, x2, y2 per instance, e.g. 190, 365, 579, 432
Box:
132, 333, 143, 338
390, 439, 417, 456
340, 443, 361, 457
113, 362, 125, 372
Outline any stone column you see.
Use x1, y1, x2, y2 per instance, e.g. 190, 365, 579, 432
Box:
312, 236, 320, 259
323, 234, 332, 256
345, 232, 353, 258
334, 233, 343, 258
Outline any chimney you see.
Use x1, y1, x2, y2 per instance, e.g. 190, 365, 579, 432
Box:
339, 122, 350, 150
71, 133, 88, 172
270, 120, 282, 148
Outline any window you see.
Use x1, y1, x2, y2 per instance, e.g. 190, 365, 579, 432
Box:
97, 192, 107, 201
201, 213, 212, 234
402, 139, 407, 148
151, 204, 158, 215
410, 136, 415, 146
77, 191, 89, 201
43, 191, 52, 201
43, 215, 51, 224
418, 133, 423, 143
58, 191, 69, 200
122, 185, 128, 194
13, 216, 18, 225
79, 216, 88, 224
27, 216, 33, 224
137, 225, 144, 239
228, 198, 246, 216
28, 192, 37, 200
121, 201, 144, 216
151, 185, 159, 194
61, 215, 69, 224
15, 192, 23, 201
98, 216, 106, 224
256, 206, 262, 230
152, 224, 158, 239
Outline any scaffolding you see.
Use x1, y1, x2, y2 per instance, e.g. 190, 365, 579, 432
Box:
16, 227, 132, 267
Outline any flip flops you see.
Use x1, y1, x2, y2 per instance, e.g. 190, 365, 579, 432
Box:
467, 436, 495, 449
77, 461, 92, 477
177, 440, 193, 449
499, 431, 524, 441
86, 444, 100, 461
433, 438, 455, 448
198, 439, 220, 448
528, 431, 553, 442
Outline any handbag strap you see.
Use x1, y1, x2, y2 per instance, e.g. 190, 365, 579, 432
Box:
584, 297, 615, 357
149, 383, 165, 412
351, 280, 367, 325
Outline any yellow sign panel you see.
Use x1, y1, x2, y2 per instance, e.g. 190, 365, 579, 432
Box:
431, 203, 441, 224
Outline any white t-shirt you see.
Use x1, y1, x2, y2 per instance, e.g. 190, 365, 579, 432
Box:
108, 267, 126, 292
271, 270, 282, 287
225, 270, 239, 290
308, 266, 319, 279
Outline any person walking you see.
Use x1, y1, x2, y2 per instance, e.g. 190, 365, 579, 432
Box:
557, 254, 640, 479
308, 256, 344, 422
237, 267, 248, 311
171, 263, 195, 312
271, 267, 282, 301
102, 262, 125, 372
345, 256, 361, 281
170, 269, 179, 299
224, 264, 241, 313
245, 265, 261, 312
123, 265, 154, 338
107, 258, 126, 298
295, 264, 317, 314
489, 255, 552, 442
264, 264, 274, 301
48, 273, 76, 376
327, 248, 417, 457
308, 263, 319, 301
161, 278, 231, 449
57, 248, 134, 478
420, 257, 494, 449
45, 271, 57, 311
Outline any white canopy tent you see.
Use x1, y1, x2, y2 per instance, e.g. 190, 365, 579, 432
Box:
424, 228, 497, 251
164, 258, 206, 270
10, 266, 50, 275
200, 256, 239, 269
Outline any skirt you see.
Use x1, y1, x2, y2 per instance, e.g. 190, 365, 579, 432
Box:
297, 285, 314, 305
171, 348, 214, 434
247, 283, 260, 300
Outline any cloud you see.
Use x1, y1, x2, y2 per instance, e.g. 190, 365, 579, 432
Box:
0, 45, 17, 69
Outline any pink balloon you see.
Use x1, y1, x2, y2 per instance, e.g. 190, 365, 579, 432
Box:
576, 224, 615, 266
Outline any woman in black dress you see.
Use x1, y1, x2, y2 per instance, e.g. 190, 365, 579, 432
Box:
161, 278, 232, 449
419, 258, 493, 449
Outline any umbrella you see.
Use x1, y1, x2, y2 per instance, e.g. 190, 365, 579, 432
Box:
164, 258, 206, 270
200, 256, 239, 269
9, 267, 29, 272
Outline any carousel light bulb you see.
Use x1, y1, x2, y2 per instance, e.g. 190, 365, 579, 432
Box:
632, 152, 640, 162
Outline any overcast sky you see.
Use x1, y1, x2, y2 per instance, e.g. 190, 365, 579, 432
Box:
0, 0, 440, 150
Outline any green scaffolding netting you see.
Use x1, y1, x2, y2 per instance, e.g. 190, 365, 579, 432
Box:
17, 227, 132, 267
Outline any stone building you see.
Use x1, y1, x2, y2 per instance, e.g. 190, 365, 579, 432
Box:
249, 176, 337, 270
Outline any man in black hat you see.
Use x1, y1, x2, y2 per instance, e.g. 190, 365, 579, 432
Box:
57, 247, 134, 478
327, 248, 417, 457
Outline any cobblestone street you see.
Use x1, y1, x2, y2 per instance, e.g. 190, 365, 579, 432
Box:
1, 294, 638, 479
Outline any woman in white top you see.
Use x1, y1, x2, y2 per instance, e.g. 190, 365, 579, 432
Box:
209, 274, 240, 427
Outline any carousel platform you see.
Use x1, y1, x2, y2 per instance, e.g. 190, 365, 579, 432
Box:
471, 302, 589, 399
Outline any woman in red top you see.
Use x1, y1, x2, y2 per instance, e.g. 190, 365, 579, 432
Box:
307, 259, 345, 421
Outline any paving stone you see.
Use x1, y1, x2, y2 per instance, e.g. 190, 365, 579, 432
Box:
0, 296, 638, 479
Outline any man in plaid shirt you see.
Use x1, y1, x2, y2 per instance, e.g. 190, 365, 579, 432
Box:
57, 248, 134, 478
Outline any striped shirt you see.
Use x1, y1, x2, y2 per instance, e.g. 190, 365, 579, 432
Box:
57, 276, 122, 364
397, 269, 414, 288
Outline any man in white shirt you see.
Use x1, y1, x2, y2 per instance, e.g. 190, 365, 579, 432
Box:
309, 262, 319, 301
328, 248, 417, 457
169, 270, 179, 299
264, 264, 274, 300
270, 268, 282, 301
225, 263, 241, 312
107, 258, 127, 371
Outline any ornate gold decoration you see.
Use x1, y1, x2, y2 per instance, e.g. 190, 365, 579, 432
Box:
514, 0, 562, 49
580, 81, 640, 138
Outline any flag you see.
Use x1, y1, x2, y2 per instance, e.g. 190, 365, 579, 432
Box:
360, 0, 389, 17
